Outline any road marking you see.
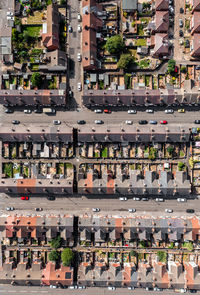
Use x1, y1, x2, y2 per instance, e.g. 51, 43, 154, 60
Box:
20, 291, 26, 293
41, 292, 48, 293
8, 291, 16, 293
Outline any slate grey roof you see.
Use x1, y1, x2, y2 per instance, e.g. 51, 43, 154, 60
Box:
122, 0, 138, 11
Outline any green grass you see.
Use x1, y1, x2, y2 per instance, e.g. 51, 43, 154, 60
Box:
66, 163, 73, 169
180, 150, 185, 157
3, 163, 13, 178
102, 147, 108, 158
138, 24, 144, 36
139, 59, 150, 69
23, 25, 42, 38
129, 164, 135, 170
135, 39, 147, 46
145, 76, 150, 87
95, 152, 99, 158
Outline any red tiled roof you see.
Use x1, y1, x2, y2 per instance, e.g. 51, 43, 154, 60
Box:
42, 262, 73, 286
155, 11, 169, 32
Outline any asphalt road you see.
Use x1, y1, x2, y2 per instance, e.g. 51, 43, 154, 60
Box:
0, 106, 199, 127
1, 194, 200, 215
0, 285, 199, 295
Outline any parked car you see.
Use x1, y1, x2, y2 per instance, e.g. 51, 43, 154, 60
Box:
185, 39, 190, 48
77, 24, 82, 32
94, 109, 103, 113
125, 120, 133, 125
77, 13, 82, 21
178, 109, 185, 113
179, 30, 184, 37
146, 109, 154, 113
92, 208, 100, 212
50, 285, 57, 289
196, 65, 200, 70
119, 197, 127, 201
77, 120, 86, 125
165, 109, 174, 114
104, 109, 111, 113
160, 120, 167, 124
77, 53, 82, 62
47, 196, 55, 201
149, 120, 157, 124
68, 25, 72, 32
139, 120, 148, 124
21, 196, 29, 200
24, 109, 32, 114
194, 120, 200, 124
177, 198, 186, 202
165, 209, 173, 213
12, 120, 20, 124
142, 197, 149, 201
180, 7, 184, 13
35, 208, 43, 211
53, 120, 61, 125
186, 209, 195, 213
34, 108, 42, 113
94, 120, 104, 124
128, 109, 137, 114
133, 197, 140, 201
179, 19, 183, 28
128, 208, 136, 213
108, 286, 116, 291
128, 286, 135, 290
78, 286, 86, 289
6, 207, 14, 211
77, 82, 82, 91
156, 198, 164, 202
4, 108, 13, 113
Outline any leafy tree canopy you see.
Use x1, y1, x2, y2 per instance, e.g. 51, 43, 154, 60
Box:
61, 248, 74, 267
117, 53, 134, 69
105, 35, 125, 54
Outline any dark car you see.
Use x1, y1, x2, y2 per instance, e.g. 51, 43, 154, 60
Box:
47, 196, 55, 201
12, 120, 20, 124
5, 108, 13, 113
179, 30, 184, 37
194, 120, 200, 124
185, 39, 190, 48
180, 7, 184, 13
196, 65, 200, 70
77, 120, 86, 124
139, 120, 148, 125
186, 209, 195, 213
34, 109, 42, 113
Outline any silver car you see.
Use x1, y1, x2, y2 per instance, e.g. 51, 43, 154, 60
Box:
125, 120, 133, 125
128, 208, 136, 213
94, 120, 104, 124
128, 109, 137, 114
77, 82, 82, 91
165, 109, 174, 114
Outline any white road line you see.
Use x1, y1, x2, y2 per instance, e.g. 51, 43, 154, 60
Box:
8, 291, 16, 293
20, 291, 26, 293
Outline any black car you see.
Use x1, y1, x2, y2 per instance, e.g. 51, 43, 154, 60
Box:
5, 108, 13, 113
77, 120, 86, 124
12, 120, 20, 124
34, 109, 42, 113
139, 120, 148, 125
186, 209, 195, 213
180, 7, 184, 13
179, 30, 184, 37
196, 65, 200, 70
185, 39, 190, 48
47, 196, 55, 201
194, 120, 200, 124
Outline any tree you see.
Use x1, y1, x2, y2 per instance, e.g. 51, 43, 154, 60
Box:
167, 146, 174, 156
180, 66, 187, 73
61, 248, 74, 266
30, 72, 42, 88
167, 59, 176, 74
105, 35, 125, 55
130, 250, 136, 257
157, 251, 167, 263
178, 162, 185, 171
49, 250, 60, 262
117, 53, 134, 69
49, 236, 62, 249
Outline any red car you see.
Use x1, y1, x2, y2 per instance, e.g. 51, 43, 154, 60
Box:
104, 109, 111, 113
21, 196, 29, 200
160, 120, 167, 124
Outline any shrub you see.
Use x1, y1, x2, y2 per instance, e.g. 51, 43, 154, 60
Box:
117, 53, 134, 69
49, 250, 60, 262
105, 35, 125, 55
61, 248, 74, 266
49, 236, 62, 249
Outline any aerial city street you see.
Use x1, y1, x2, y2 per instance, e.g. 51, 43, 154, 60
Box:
1, 0, 200, 293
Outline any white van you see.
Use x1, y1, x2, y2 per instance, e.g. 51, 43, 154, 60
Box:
77, 14, 82, 21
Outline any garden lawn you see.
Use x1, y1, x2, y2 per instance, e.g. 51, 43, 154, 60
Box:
23, 25, 42, 38
102, 147, 108, 158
